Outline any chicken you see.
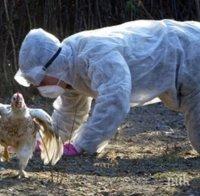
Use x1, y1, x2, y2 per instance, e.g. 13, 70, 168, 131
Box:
0, 92, 63, 178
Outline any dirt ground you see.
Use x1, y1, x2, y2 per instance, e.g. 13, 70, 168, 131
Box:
0, 98, 200, 196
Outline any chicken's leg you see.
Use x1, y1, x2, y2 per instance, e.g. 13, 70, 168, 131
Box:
18, 156, 29, 178
3, 146, 10, 161
16, 144, 34, 178
0, 146, 10, 162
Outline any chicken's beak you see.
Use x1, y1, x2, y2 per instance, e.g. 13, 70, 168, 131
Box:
11, 100, 22, 109
15, 101, 22, 108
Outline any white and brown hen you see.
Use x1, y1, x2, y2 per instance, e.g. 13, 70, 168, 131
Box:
0, 92, 63, 178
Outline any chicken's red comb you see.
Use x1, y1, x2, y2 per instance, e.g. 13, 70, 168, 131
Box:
14, 92, 23, 99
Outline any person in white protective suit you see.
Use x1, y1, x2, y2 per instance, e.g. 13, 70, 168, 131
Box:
15, 19, 200, 156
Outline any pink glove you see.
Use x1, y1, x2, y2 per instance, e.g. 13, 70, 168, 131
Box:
63, 143, 81, 156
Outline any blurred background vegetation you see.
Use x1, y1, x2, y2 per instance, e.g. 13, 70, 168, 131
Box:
0, 0, 200, 100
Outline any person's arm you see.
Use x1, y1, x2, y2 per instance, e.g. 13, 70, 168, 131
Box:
52, 89, 92, 142
72, 51, 132, 154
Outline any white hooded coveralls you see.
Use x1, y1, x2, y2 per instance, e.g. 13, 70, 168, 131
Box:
15, 19, 200, 154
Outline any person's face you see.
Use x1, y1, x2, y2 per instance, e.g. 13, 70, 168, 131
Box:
33, 75, 69, 89
32, 75, 73, 98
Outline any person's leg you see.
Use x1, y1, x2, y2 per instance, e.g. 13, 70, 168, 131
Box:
159, 88, 200, 154
181, 91, 200, 153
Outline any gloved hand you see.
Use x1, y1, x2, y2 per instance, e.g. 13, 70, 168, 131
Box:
63, 143, 82, 156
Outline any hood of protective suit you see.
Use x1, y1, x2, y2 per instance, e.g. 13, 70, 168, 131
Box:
15, 28, 72, 87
